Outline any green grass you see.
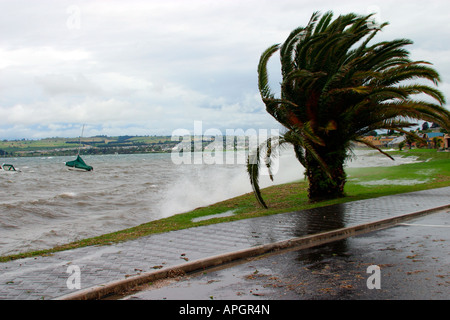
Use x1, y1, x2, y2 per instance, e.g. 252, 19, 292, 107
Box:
346, 149, 450, 197
0, 137, 103, 152
0, 138, 68, 152
1, 148, 449, 262
0, 136, 172, 153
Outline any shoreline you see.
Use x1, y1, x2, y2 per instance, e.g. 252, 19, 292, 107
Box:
1, 149, 449, 263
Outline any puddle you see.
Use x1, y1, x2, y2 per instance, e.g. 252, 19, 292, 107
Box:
415, 169, 437, 176
356, 178, 430, 186
191, 210, 236, 222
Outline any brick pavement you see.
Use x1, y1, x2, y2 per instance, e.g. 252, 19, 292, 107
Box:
0, 187, 449, 300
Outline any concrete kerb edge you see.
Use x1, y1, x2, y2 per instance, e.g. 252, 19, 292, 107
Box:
55, 204, 450, 300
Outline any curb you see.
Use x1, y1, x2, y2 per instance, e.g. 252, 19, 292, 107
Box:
55, 204, 450, 300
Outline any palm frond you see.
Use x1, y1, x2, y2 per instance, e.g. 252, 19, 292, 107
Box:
354, 137, 395, 160
313, 11, 334, 35
398, 84, 446, 105
246, 133, 292, 208
280, 26, 307, 75
247, 145, 267, 208
395, 128, 428, 145
258, 44, 281, 100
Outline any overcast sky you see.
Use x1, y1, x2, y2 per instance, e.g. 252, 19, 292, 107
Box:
1, 0, 449, 139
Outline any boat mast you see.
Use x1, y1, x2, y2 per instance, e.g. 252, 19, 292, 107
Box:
77, 124, 85, 156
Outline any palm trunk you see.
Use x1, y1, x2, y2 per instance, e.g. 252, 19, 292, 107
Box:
304, 147, 347, 201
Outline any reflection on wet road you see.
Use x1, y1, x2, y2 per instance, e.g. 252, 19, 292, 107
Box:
122, 209, 449, 300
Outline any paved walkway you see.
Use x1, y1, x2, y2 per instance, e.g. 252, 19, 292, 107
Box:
0, 187, 449, 300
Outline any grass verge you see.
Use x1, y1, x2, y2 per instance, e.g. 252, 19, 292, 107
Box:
1, 149, 449, 262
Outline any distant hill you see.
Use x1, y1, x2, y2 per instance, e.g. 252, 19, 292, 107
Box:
0, 135, 177, 157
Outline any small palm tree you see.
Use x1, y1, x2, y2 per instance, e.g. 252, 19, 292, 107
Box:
405, 133, 416, 150
432, 136, 442, 149
248, 11, 450, 207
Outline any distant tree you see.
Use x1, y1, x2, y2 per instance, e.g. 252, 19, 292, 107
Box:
404, 135, 413, 150
422, 122, 429, 131
431, 122, 441, 129
432, 137, 442, 149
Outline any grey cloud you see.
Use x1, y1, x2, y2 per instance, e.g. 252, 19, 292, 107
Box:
0, 0, 449, 139
35, 73, 102, 96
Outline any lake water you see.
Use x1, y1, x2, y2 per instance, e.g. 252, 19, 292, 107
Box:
0, 149, 419, 256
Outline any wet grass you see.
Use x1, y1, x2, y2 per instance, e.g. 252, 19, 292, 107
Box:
1, 149, 449, 262
345, 149, 450, 197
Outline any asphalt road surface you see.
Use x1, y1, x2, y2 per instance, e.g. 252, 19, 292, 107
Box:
120, 208, 449, 300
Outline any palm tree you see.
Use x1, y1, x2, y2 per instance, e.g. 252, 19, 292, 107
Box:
405, 133, 416, 150
432, 136, 442, 149
248, 11, 450, 207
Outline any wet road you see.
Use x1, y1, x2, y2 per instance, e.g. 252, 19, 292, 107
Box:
121, 209, 449, 300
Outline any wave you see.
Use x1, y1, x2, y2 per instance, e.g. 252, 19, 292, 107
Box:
57, 192, 77, 199
158, 150, 304, 218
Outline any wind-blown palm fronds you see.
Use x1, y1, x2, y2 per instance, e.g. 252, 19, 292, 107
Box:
248, 11, 449, 205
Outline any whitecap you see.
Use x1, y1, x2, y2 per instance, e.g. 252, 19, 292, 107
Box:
58, 192, 77, 199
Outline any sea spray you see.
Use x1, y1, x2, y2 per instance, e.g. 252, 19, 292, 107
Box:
158, 148, 304, 218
